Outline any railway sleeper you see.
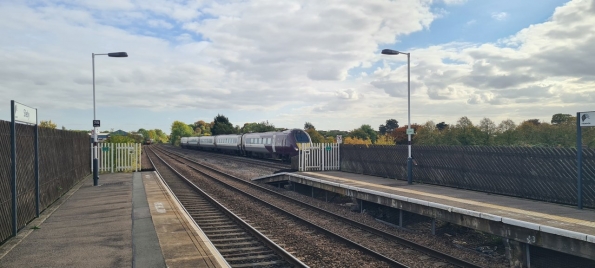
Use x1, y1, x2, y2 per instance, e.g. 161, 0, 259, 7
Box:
216, 246, 270, 254
231, 260, 288, 268
207, 232, 247, 238
214, 241, 263, 248
210, 237, 255, 243
224, 253, 279, 262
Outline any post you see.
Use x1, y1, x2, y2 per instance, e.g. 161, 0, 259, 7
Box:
92, 53, 99, 186
406, 53, 413, 184
35, 116, 40, 217
11, 100, 18, 236
576, 113, 583, 209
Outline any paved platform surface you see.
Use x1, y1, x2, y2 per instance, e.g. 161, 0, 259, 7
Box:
299, 171, 595, 236
0, 172, 228, 268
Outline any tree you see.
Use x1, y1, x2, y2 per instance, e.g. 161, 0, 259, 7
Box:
414, 121, 438, 145
194, 120, 211, 136
154, 129, 168, 143
478, 118, 497, 145
304, 122, 315, 130
211, 114, 235, 135
39, 120, 57, 129
138, 128, 149, 140
343, 136, 372, 145
170, 121, 193, 145
305, 128, 325, 143
379, 119, 399, 135
147, 130, 157, 140
360, 125, 378, 143
495, 119, 517, 146
107, 135, 136, 143
349, 129, 369, 141
454, 116, 481, 145
436, 122, 449, 131
526, 119, 541, 126
551, 113, 573, 125
241, 121, 276, 133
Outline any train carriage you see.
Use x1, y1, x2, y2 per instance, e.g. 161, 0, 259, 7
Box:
198, 136, 216, 151
187, 137, 199, 149
215, 134, 242, 154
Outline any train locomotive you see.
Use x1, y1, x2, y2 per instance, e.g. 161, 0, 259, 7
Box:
180, 129, 312, 161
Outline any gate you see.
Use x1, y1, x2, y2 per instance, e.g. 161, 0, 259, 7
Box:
91, 143, 141, 173
298, 143, 340, 171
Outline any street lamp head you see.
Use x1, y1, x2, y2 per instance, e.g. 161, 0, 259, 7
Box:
107, 52, 128, 57
381, 49, 401, 55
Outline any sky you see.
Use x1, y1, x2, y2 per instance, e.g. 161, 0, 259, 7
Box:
1, 0, 594, 134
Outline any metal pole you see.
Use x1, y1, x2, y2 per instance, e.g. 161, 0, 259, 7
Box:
406, 53, 413, 184
92, 53, 99, 186
35, 114, 39, 217
11, 100, 18, 236
577, 113, 583, 209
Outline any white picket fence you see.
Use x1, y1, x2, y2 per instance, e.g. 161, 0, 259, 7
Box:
91, 143, 142, 173
298, 143, 340, 171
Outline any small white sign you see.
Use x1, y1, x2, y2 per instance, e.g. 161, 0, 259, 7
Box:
336, 135, 342, 144
579, 111, 595, 127
13, 101, 37, 125
154, 202, 166, 213
406, 128, 415, 135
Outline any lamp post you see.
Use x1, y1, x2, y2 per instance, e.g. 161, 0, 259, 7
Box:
92, 52, 128, 186
381, 49, 413, 184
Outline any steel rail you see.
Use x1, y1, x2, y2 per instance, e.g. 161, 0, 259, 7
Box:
146, 147, 309, 268
153, 146, 409, 268
156, 145, 483, 268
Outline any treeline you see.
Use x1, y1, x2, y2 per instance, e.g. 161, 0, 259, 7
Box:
330, 114, 595, 148
169, 113, 595, 148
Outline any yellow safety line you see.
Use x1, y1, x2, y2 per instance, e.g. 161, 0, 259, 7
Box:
303, 172, 595, 229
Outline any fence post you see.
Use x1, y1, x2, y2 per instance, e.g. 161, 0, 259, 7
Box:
10, 100, 18, 237
35, 124, 39, 218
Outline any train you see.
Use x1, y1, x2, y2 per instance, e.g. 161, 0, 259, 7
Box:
180, 128, 312, 161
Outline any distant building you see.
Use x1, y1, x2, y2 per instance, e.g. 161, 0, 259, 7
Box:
110, 130, 129, 136
88, 132, 110, 143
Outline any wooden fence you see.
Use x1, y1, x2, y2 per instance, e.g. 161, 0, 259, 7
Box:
340, 145, 595, 208
0, 120, 90, 244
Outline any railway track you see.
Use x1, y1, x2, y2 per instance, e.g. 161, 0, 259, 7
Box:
146, 147, 307, 268
153, 146, 483, 268
164, 145, 292, 171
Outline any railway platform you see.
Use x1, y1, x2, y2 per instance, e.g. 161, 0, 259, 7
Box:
0, 172, 228, 268
253, 171, 595, 266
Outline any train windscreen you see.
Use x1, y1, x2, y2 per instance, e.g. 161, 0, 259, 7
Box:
294, 130, 311, 143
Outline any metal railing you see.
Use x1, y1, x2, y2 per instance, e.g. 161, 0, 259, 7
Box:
91, 143, 142, 173
298, 143, 340, 171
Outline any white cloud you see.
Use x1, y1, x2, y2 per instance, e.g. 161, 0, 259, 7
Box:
491, 12, 508, 21
0, 0, 594, 132
442, 0, 467, 5
370, 0, 595, 125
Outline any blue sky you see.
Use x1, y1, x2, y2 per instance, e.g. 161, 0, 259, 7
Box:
1, 0, 594, 134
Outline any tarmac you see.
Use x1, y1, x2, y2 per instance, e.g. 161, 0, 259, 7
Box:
0, 172, 228, 268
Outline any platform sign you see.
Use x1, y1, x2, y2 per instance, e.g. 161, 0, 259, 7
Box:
579, 111, 595, 127
13, 101, 37, 125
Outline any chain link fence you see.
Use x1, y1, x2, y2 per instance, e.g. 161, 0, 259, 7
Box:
0, 120, 90, 244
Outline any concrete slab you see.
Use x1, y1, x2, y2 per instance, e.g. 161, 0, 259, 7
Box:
0, 171, 229, 268
0, 173, 133, 268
